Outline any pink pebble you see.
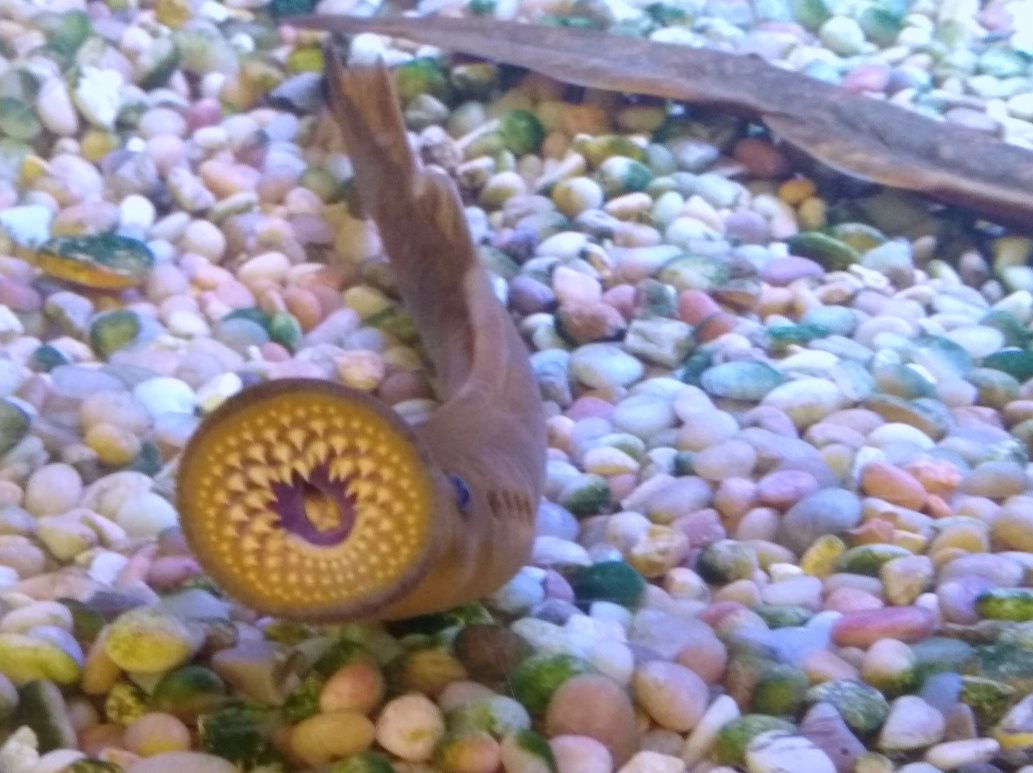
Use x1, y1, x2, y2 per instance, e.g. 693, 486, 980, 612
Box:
186, 99, 224, 130
840, 63, 892, 94
0, 276, 42, 312
566, 396, 616, 422
608, 473, 637, 502
543, 569, 575, 602
824, 587, 884, 614
213, 279, 256, 309
756, 469, 820, 509
677, 290, 721, 325
672, 509, 726, 549
146, 556, 202, 590
601, 284, 635, 319
259, 342, 291, 362
831, 606, 937, 647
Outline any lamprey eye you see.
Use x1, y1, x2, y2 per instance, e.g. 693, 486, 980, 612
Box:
447, 473, 471, 514
175, 379, 436, 621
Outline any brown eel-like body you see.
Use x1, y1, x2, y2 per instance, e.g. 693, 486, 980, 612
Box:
175, 45, 547, 623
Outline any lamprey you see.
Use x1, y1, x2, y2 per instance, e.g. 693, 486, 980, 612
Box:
175, 50, 547, 623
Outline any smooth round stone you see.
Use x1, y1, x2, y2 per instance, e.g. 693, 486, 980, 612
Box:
800, 702, 866, 772
570, 344, 645, 389
612, 395, 676, 440
756, 470, 820, 510
115, 493, 179, 539
23, 463, 82, 517
746, 732, 837, 773
778, 488, 862, 554
693, 440, 758, 481
678, 411, 739, 451
545, 674, 639, 766
992, 506, 1033, 551
961, 460, 1028, 498
104, 607, 197, 673
944, 326, 1004, 359
762, 378, 848, 428
878, 695, 945, 752
831, 607, 937, 647
761, 256, 824, 285
632, 661, 708, 732
132, 377, 196, 417
702, 362, 786, 402
549, 735, 613, 773
859, 461, 926, 510
0, 632, 81, 686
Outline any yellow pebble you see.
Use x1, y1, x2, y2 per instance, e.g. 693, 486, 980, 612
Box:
85, 423, 142, 467
155, 0, 192, 27
19, 156, 48, 186
891, 529, 928, 554
800, 534, 846, 577
400, 649, 468, 697
343, 286, 392, 319
797, 196, 828, 231
928, 523, 988, 555
290, 711, 375, 767
81, 131, 118, 163
930, 546, 968, 570
777, 177, 817, 206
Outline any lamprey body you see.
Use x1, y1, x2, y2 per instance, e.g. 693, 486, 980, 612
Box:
175, 50, 547, 623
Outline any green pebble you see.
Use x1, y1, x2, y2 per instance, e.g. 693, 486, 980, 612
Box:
696, 539, 758, 584
198, 704, 273, 767
570, 560, 646, 608
69, 760, 125, 773
29, 344, 69, 372
960, 675, 1016, 729
787, 231, 860, 270
713, 714, 797, 766
766, 323, 832, 351
138, 36, 181, 90
104, 680, 149, 726
976, 588, 1033, 622
0, 398, 30, 457
982, 349, 1033, 383
857, 6, 903, 46
596, 155, 652, 196
560, 473, 611, 517
43, 10, 92, 59
447, 694, 531, 737
791, 0, 831, 29
394, 58, 451, 102
0, 97, 41, 141
913, 637, 974, 681
751, 663, 809, 716
752, 604, 812, 629
500, 110, 545, 156
806, 679, 889, 736
979, 310, 1030, 349
509, 653, 594, 717
835, 544, 913, 577
700, 361, 785, 401
89, 310, 141, 358
152, 665, 228, 721
267, 0, 316, 17
15, 680, 76, 753
268, 312, 302, 352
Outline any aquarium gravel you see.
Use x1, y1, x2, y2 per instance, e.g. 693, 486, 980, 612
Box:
0, 0, 1033, 771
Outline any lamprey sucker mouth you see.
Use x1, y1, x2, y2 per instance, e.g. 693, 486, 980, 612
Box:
176, 52, 547, 624
175, 378, 438, 622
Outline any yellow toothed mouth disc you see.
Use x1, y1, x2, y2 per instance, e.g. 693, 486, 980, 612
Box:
176, 378, 436, 621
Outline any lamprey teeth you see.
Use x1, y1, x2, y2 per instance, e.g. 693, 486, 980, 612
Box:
176, 379, 436, 621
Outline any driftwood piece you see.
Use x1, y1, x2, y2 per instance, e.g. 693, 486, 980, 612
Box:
290, 14, 1033, 229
